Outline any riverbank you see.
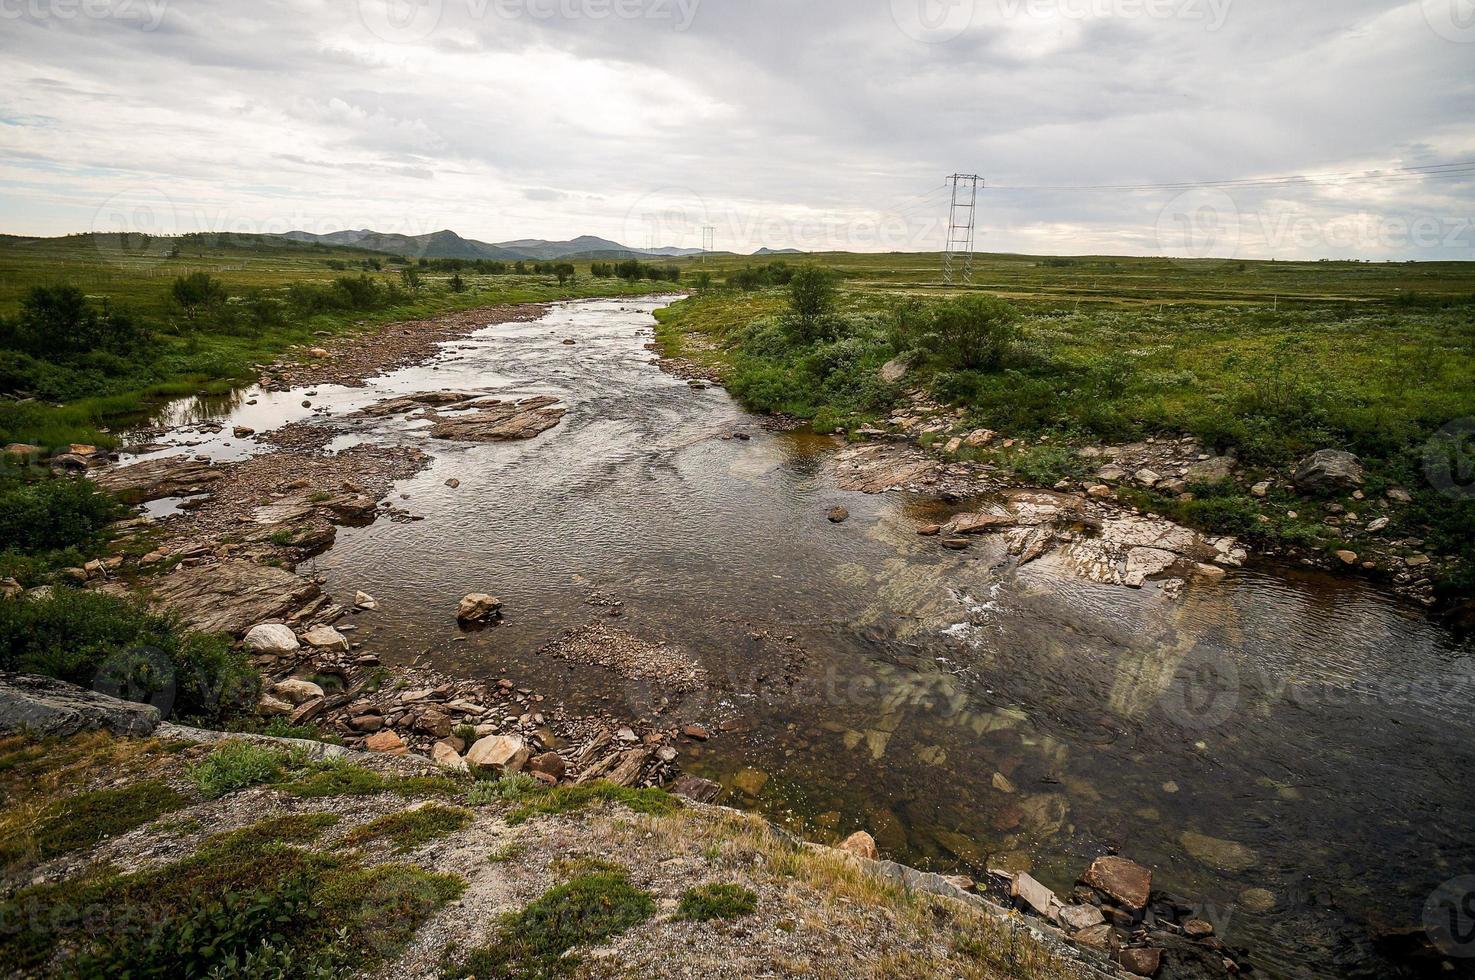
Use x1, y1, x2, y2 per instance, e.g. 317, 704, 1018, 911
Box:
651, 286, 1475, 619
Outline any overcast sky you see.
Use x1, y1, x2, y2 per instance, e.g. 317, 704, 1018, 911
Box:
1, 0, 1472, 259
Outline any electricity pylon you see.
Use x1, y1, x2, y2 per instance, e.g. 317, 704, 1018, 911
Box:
943, 174, 981, 285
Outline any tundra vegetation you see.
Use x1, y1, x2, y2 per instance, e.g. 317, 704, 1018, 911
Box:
654, 252, 1475, 597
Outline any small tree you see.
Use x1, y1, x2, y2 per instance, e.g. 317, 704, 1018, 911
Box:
554, 263, 575, 286
400, 267, 422, 291
171, 272, 227, 322
787, 266, 836, 333
929, 295, 1021, 370
449, 273, 466, 293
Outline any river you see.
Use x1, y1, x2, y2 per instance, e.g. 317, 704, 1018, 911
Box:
132, 296, 1475, 979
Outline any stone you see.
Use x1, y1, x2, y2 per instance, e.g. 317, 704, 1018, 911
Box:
1387, 487, 1413, 503
682, 724, 711, 741
964, 428, 996, 448
838, 831, 879, 860
458, 594, 503, 623
467, 735, 531, 774
1134, 469, 1163, 488
669, 774, 722, 803
1119, 947, 1162, 977
1239, 888, 1276, 913
415, 709, 454, 738
880, 355, 913, 384
364, 730, 407, 754
1335, 550, 1359, 565
93, 455, 226, 503
420, 395, 567, 443
529, 752, 566, 780
302, 626, 350, 652
1186, 457, 1235, 485
827, 506, 851, 524
1294, 449, 1364, 492
1406, 554, 1431, 568
1250, 480, 1271, 498
273, 678, 325, 706
149, 563, 320, 638
3, 443, 41, 457
432, 741, 469, 772
0, 673, 161, 737
1080, 856, 1152, 912
1181, 831, 1259, 873
1184, 918, 1215, 938
257, 695, 294, 718
445, 478, 461, 489
1059, 903, 1106, 932
942, 538, 971, 551
350, 715, 384, 733
992, 771, 1017, 794
354, 591, 379, 610
1097, 464, 1128, 482
232, 426, 255, 438
1366, 517, 1391, 534
1075, 924, 1118, 952
1010, 872, 1058, 918
245, 623, 300, 655
732, 767, 769, 796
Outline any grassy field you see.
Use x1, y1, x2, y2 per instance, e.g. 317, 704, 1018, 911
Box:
656, 252, 1475, 600
0, 233, 673, 450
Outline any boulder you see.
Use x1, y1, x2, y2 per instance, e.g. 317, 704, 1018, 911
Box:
827, 506, 851, 524
529, 751, 566, 780
458, 594, 503, 624
1075, 924, 1118, 952
1185, 456, 1235, 485
1118, 947, 1162, 977
1010, 872, 1059, 919
0, 673, 161, 737
880, 355, 913, 384
1080, 855, 1152, 912
432, 741, 469, 772
1058, 903, 1106, 932
1134, 469, 1163, 488
364, 730, 407, 754
257, 695, 294, 718
245, 623, 300, 655
1294, 449, 1364, 492
272, 678, 325, 706
302, 626, 350, 652
467, 734, 531, 774
839, 831, 879, 860
354, 591, 379, 610
93, 455, 226, 504
668, 774, 722, 803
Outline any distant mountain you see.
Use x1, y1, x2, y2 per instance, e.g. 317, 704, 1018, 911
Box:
754, 247, 805, 255
281, 229, 524, 261
278, 229, 705, 262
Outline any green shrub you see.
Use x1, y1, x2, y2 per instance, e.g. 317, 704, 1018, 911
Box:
0, 589, 257, 725
0, 473, 123, 556
675, 883, 758, 922
190, 742, 290, 798
467, 772, 544, 804
342, 805, 472, 853
444, 868, 654, 978
922, 295, 1021, 370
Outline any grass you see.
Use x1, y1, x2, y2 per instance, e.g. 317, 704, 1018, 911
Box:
0, 779, 186, 870
675, 882, 759, 922
283, 757, 389, 798
443, 866, 654, 979
504, 783, 680, 826
466, 771, 544, 805
188, 740, 292, 798
341, 804, 473, 853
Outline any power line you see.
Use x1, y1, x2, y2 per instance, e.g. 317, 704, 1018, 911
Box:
942, 174, 981, 286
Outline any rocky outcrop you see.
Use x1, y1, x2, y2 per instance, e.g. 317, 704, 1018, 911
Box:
1294, 449, 1364, 492
148, 562, 321, 637
93, 455, 226, 503
359, 390, 566, 442
457, 594, 503, 624
0, 673, 160, 737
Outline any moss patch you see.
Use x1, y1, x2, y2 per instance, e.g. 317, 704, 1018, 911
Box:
505, 783, 678, 825
343, 805, 473, 853
444, 867, 654, 979
0, 779, 187, 870
676, 883, 759, 922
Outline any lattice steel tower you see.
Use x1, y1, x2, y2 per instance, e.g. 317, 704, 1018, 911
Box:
943, 174, 982, 285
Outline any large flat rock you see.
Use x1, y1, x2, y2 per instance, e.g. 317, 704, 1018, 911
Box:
0, 672, 161, 737
148, 562, 321, 637
94, 455, 226, 503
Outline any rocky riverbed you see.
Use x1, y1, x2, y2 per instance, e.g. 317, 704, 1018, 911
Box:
44, 296, 1475, 980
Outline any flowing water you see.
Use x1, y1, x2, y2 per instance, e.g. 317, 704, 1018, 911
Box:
132, 297, 1475, 979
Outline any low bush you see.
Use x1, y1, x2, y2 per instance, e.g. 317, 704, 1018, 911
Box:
675, 882, 758, 922
190, 742, 291, 798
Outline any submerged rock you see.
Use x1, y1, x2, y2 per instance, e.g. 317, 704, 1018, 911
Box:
1181, 830, 1260, 873
1080, 855, 1153, 912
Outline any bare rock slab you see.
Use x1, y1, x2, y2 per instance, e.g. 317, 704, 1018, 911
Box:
1080, 855, 1153, 913
0, 672, 161, 737
94, 455, 226, 503
148, 563, 321, 637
